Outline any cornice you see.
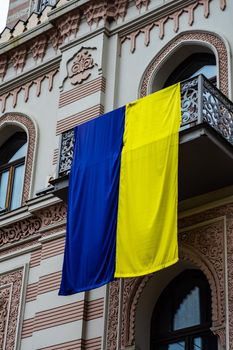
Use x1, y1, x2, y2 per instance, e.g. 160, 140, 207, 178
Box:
0, 199, 67, 251
112, 0, 198, 36
0, 22, 52, 57
0, 56, 61, 96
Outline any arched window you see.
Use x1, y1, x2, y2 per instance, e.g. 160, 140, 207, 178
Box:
151, 46, 217, 92
150, 270, 217, 350
0, 132, 27, 212
164, 53, 216, 87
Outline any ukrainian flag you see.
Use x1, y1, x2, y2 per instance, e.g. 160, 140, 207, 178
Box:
59, 83, 181, 295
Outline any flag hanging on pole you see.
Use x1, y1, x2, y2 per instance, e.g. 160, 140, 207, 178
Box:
59, 83, 181, 295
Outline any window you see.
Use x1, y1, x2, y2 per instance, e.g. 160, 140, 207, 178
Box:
0, 132, 27, 212
37, 0, 56, 12
164, 53, 216, 87
150, 270, 217, 350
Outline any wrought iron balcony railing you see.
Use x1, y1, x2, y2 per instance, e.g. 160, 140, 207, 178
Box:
58, 75, 233, 178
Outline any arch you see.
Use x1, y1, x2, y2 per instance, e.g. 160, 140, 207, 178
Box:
0, 113, 37, 204
117, 244, 225, 349
139, 31, 230, 98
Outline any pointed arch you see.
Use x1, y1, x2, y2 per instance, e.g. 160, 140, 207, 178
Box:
0, 113, 37, 204
139, 31, 230, 98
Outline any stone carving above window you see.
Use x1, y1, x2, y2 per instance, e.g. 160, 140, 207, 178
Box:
0, 269, 24, 350
67, 48, 97, 85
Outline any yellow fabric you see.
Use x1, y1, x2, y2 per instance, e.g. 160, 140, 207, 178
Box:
115, 83, 181, 277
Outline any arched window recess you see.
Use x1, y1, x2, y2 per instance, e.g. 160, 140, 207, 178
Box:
150, 270, 218, 350
0, 131, 27, 213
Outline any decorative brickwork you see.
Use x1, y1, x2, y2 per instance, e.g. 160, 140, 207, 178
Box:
0, 69, 59, 112
67, 48, 96, 85
119, 0, 226, 54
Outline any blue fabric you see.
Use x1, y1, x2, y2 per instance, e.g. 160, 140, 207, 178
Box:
59, 107, 125, 295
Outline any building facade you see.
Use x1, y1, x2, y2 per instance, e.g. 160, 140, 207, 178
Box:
0, 0, 233, 349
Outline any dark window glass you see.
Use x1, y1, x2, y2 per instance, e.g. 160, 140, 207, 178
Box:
164, 53, 216, 87
37, 0, 56, 12
0, 132, 27, 212
150, 270, 218, 350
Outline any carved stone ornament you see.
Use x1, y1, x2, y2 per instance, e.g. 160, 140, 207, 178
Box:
31, 35, 48, 61
0, 56, 7, 81
57, 10, 81, 44
67, 48, 96, 85
0, 269, 23, 350
106, 280, 120, 350
84, 0, 129, 27
135, 0, 150, 11
11, 48, 27, 72
120, 0, 226, 55
0, 203, 67, 249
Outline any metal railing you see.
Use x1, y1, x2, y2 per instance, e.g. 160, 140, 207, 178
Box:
58, 75, 233, 177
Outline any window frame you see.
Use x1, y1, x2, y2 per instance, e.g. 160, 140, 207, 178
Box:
0, 157, 25, 213
0, 132, 27, 213
150, 270, 217, 350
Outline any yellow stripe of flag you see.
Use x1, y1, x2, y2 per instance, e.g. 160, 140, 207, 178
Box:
115, 83, 181, 277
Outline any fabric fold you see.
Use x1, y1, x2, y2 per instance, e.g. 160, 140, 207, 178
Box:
59, 107, 125, 295
115, 83, 181, 277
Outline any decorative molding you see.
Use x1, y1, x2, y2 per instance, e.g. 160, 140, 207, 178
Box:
0, 57, 8, 81
57, 11, 81, 44
0, 203, 66, 249
106, 280, 120, 350
67, 48, 96, 85
226, 217, 233, 350
135, 0, 150, 11
139, 32, 229, 97
0, 0, 228, 80
37, 202, 67, 227
31, 36, 48, 62
0, 218, 42, 247
0, 286, 10, 349
11, 48, 27, 72
0, 268, 24, 350
84, 0, 129, 28
0, 113, 36, 204
119, 0, 225, 54
0, 0, 227, 49
0, 69, 59, 113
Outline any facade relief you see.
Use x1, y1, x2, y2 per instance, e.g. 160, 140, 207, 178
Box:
0, 269, 24, 350
67, 48, 97, 85
119, 0, 226, 54
0, 203, 67, 251
0, 0, 227, 81
0, 69, 59, 113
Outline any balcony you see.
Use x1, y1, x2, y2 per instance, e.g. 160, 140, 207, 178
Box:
51, 75, 233, 204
